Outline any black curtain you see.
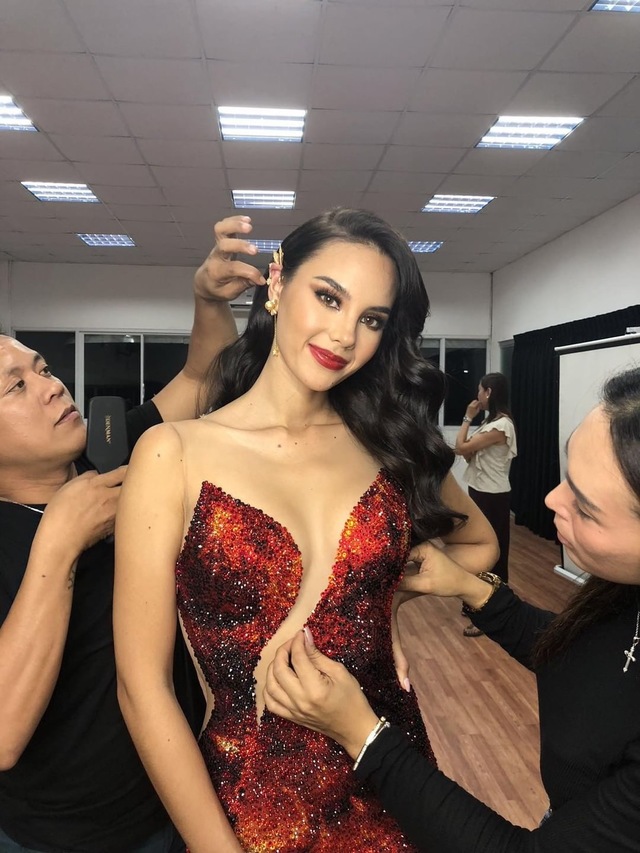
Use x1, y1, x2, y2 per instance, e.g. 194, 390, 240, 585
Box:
510, 304, 640, 539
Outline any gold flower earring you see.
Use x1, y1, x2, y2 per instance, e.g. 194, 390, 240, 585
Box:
265, 247, 283, 357
264, 298, 279, 357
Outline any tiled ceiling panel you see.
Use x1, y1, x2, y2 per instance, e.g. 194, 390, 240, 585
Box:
0, 0, 638, 273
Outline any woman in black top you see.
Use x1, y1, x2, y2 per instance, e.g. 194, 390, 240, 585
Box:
265, 366, 640, 853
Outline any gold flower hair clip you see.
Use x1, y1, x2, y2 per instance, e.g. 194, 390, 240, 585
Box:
272, 246, 284, 267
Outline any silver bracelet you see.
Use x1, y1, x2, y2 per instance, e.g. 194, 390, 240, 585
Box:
462, 416, 472, 423
352, 717, 390, 771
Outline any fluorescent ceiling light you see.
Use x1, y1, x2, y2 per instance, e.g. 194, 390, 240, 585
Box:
232, 190, 295, 209
590, 1, 640, 9
77, 233, 135, 247
252, 239, 283, 253
422, 195, 495, 214
477, 116, 584, 150
408, 241, 443, 253
219, 107, 306, 142
0, 96, 37, 131
22, 182, 100, 202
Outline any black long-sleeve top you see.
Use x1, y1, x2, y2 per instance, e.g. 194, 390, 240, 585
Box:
356, 584, 640, 852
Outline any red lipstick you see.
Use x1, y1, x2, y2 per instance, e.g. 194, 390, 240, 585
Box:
309, 344, 348, 371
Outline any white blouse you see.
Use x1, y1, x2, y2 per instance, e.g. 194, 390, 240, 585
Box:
463, 415, 517, 494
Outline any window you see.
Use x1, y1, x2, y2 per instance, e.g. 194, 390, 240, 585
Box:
420, 337, 488, 427
15, 330, 190, 416
14, 331, 76, 399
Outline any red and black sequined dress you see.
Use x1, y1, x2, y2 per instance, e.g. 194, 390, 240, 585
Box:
176, 469, 435, 853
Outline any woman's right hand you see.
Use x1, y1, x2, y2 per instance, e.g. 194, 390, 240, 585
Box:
465, 399, 482, 420
400, 543, 490, 612
264, 630, 380, 761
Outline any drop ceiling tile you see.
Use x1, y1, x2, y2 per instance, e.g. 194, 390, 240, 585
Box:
92, 186, 166, 205
0, 0, 84, 52
302, 144, 384, 171
431, 9, 574, 71
64, 0, 201, 59
151, 166, 227, 189
34, 200, 116, 220
299, 170, 372, 192
599, 153, 640, 180
138, 139, 223, 169
207, 61, 313, 108
159, 186, 231, 207
367, 171, 443, 194
50, 135, 144, 165
96, 57, 211, 105
222, 142, 302, 171
409, 69, 528, 114
378, 146, 466, 173
524, 150, 627, 179
436, 174, 517, 196
311, 66, 421, 111
597, 78, 640, 118
460, 0, 585, 9
560, 117, 640, 153
119, 221, 182, 240
543, 15, 640, 73
294, 189, 365, 212
319, 5, 451, 67
170, 205, 235, 224
305, 110, 400, 145
453, 148, 547, 176
359, 191, 426, 212
0, 159, 82, 182
226, 170, 298, 191
505, 71, 633, 116
196, 0, 321, 63
392, 113, 491, 148
119, 104, 219, 140
73, 163, 156, 187
107, 204, 174, 222
0, 132, 66, 161
17, 99, 129, 137
0, 52, 110, 100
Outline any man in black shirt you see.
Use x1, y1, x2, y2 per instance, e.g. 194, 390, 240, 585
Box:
0, 217, 265, 852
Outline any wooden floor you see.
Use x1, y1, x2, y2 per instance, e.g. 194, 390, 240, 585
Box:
397, 521, 575, 829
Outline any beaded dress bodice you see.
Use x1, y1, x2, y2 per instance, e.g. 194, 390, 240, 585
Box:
176, 469, 435, 853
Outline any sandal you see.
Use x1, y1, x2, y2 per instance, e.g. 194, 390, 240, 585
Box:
463, 623, 484, 637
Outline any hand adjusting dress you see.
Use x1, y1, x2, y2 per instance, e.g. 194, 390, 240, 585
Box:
176, 469, 434, 853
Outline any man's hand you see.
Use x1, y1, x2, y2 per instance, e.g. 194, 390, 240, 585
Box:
38, 467, 127, 559
194, 216, 267, 303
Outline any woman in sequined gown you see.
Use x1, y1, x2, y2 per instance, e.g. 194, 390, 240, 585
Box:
113, 209, 497, 853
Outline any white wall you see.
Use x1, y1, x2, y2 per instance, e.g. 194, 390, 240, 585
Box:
0, 261, 10, 333
492, 192, 640, 365
423, 272, 491, 338
8, 262, 491, 339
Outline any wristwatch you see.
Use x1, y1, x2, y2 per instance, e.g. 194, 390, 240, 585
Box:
462, 571, 502, 614
462, 416, 472, 423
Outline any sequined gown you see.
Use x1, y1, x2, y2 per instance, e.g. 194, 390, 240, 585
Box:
176, 469, 435, 853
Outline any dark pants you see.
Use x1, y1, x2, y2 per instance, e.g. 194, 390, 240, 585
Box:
0, 824, 185, 853
468, 487, 512, 583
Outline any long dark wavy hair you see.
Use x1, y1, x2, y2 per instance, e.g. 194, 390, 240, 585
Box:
200, 207, 465, 541
480, 372, 513, 423
532, 366, 640, 667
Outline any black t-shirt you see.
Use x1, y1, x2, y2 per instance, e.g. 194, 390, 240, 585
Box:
0, 401, 204, 852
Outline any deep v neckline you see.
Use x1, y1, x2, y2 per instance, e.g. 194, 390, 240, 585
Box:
198, 467, 386, 584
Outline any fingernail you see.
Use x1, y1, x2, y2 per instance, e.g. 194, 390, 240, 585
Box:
247, 243, 257, 254
303, 626, 314, 646
403, 677, 411, 693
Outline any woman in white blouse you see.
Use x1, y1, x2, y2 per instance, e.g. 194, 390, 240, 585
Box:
455, 373, 517, 635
